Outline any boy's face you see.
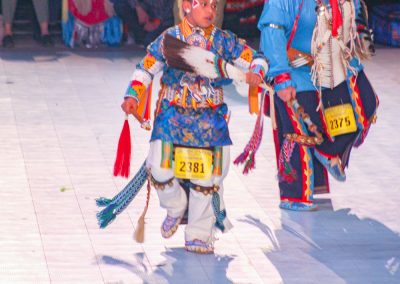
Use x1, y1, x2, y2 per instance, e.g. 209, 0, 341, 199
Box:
184, 0, 218, 28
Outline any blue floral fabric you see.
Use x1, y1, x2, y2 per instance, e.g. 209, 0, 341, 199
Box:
150, 100, 232, 147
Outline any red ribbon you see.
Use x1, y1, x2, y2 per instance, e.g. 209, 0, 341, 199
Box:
330, 0, 343, 37
275, 73, 291, 84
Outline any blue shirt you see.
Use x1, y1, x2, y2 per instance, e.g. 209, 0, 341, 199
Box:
258, 0, 364, 92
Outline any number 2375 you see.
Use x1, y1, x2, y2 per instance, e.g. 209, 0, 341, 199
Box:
329, 116, 352, 129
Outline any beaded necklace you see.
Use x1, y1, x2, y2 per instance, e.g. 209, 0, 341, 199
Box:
175, 18, 217, 51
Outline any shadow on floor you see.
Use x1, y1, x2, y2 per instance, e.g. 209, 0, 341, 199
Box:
99, 247, 235, 284
239, 201, 400, 284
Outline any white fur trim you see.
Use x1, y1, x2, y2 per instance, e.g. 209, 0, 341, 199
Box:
233, 57, 251, 71
251, 57, 269, 75
131, 69, 153, 88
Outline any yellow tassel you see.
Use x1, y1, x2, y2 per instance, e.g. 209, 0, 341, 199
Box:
134, 180, 151, 243
182, 86, 188, 108
249, 86, 259, 114
137, 82, 151, 119
161, 142, 172, 168
212, 147, 222, 176
134, 216, 145, 243
191, 97, 197, 110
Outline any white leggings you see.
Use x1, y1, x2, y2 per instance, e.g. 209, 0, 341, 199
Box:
146, 140, 231, 242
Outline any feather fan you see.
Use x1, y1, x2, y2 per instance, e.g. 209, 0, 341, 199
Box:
162, 34, 246, 83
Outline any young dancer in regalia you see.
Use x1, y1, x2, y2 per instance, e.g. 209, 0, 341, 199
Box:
116, 0, 268, 253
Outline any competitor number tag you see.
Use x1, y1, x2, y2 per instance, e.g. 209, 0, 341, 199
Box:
174, 147, 212, 180
324, 103, 357, 137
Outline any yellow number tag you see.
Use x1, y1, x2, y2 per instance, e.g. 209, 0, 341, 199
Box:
174, 147, 213, 180
324, 103, 357, 137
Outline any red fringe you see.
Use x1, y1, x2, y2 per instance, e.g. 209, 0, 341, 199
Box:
234, 98, 265, 174
242, 152, 256, 174
113, 119, 131, 178
278, 161, 297, 183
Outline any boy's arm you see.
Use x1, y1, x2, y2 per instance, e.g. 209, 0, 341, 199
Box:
124, 33, 167, 103
124, 54, 164, 102
221, 30, 268, 113
222, 30, 268, 80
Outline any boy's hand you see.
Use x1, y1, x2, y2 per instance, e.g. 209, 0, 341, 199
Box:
246, 72, 263, 87
121, 97, 138, 115
277, 86, 296, 102
121, 97, 150, 130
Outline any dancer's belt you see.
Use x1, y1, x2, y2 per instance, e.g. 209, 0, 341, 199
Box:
163, 86, 224, 109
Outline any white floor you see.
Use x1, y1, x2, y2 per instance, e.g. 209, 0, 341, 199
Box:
0, 47, 399, 284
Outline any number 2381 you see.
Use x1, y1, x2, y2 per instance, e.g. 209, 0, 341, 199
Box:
179, 161, 205, 173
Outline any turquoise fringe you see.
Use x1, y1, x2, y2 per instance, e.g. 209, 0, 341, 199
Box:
96, 197, 112, 207
96, 162, 148, 228
212, 192, 227, 232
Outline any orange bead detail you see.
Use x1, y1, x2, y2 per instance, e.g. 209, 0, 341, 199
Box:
143, 54, 157, 70
240, 46, 253, 63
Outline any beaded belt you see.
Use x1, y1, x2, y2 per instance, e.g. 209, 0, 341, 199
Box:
162, 86, 224, 109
